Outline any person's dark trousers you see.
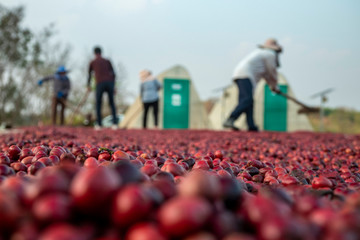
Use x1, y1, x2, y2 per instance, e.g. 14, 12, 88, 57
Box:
143, 99, 159, 129
52, 96, 66, 125
96, 81, 117, 126
229, 78, 258, 131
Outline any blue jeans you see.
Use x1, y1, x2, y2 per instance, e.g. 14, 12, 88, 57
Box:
229, 78, 258, 130
96, 81, 117, 126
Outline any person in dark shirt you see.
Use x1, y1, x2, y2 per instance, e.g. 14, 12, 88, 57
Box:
38, 65, 71, 125
87, 46, 118, 130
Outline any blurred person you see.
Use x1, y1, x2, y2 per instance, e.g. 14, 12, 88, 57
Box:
38, 65, 71, 125
87, 46, 118, 130
223, 38, 282, 131
140, 70, 161, 129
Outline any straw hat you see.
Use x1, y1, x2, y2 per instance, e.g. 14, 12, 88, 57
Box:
259, 38, 282, 53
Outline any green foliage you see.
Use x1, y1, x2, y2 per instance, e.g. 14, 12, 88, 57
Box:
0, 5, 37, 124
2, 77, 26, 123
0, 4, 71, 126
323, 108, 333, 117
308, 108, 360, 134
0, 5, 42, 69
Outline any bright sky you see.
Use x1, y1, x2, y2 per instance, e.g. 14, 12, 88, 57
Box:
2, 0, 360, 110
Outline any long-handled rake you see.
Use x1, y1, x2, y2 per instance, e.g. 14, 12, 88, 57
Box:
277, 91, 320, 114
58, 90, 91, 125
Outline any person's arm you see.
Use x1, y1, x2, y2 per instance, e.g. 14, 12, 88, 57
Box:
38, 75, 55, 86
156, 79, 162, 91
264, 54, 280, 92
87, 62, 93, 89
42, 75, 55, 82
108, 60, 116, 81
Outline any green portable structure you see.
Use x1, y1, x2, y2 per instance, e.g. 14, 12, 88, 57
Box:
209, 73, 313, 132
120, 65, 211, 129
263, 84, 288, 131
163, 79, 190, 129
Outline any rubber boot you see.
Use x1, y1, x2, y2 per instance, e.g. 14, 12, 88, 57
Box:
223, 118, 239, 131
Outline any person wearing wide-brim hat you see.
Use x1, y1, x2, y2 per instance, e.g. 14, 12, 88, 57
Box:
258, 38, 283, 53
223, 38, 282, 131
38, 65, 71, 125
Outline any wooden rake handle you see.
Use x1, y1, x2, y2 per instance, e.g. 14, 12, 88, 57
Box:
277, 91, 320, 113
277, 92, 310, 109
69, 90, 90, 125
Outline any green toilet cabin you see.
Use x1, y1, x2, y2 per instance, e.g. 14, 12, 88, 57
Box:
120, 65, 211, 129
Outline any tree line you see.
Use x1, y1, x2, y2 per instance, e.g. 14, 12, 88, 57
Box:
0, 4, 128, 127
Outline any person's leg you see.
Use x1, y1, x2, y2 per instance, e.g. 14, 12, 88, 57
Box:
224, 78, 253, 130
51, 96, 57, 125
153, 100, 159, 127
244, 98, 258, 131
106, 81, 118, 125
229, 79, 253, 119
143, 102, 151, 129
60, 98, 66, 125
239, 79, 257, 131
96, 83, 104, 126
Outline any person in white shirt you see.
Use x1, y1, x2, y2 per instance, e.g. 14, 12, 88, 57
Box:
223, 38, 282, 131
